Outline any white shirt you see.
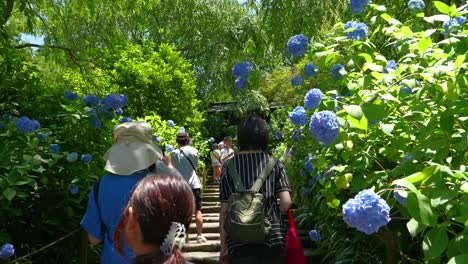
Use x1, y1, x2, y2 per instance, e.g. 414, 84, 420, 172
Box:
220, 147, 234, 162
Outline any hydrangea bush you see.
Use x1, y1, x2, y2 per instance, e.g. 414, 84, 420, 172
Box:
268, 1, 468, 263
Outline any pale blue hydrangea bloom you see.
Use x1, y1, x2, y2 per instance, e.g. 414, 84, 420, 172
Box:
309, 111, 340, 144
349, 0, 369, 14
287, 34, 309, 56
344, 21, 368, 41
304, 88, 323, 110
289, 106, 308, 126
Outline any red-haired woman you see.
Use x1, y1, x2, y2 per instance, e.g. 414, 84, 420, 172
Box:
114, 174, 195, 264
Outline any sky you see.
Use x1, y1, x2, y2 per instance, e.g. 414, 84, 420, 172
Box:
20, 33, 44, 45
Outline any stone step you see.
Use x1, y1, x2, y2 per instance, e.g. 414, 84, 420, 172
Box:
203, 187, 220, 194
187, 232, 220, 241
184, 252, 220, 264
191, 216, 219, 223
203, 201, 220, 207
189, 222, 219, 233
202, 205, 220, 214
202, 194, 219, 202
184, 240, 220, 252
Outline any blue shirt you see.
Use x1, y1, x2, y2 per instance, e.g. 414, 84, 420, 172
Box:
81, 170, 149, 264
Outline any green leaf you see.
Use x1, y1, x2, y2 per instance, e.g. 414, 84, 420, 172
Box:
423, 227, 449, 260
362, 103, 387, 121
454, 54, 466, 68
448, 255, 468, 264
343, 105, 363, 119
407, 193, 437, 226
407, 218, 426, 238
431, 190, 457, 208
3, 188, 16, 201
346, 115, 368, 131
418, 38, 432, 53
401, 26, 413, 38
392, 179, 418, 193
455, 233, 468, 254
403, 166, 439, 184
380, 123, 394, 135
433, 1, 451, 15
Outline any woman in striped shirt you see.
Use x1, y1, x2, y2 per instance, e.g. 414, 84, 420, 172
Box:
219, 114, 292, 264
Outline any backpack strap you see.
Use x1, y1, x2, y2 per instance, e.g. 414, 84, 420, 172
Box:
250, 157, 277, 193
226, 158, 245, 192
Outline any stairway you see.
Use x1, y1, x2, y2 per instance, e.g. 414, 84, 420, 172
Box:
184, 184, 221, 264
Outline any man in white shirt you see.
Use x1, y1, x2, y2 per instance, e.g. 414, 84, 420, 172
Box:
220, 136, 234, 162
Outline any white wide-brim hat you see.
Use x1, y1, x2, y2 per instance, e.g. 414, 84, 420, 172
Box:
103, 122, 162, 175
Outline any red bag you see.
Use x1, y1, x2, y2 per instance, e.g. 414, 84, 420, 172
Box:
285, 209, 307, 264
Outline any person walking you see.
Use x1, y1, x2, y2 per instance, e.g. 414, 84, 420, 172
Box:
171, 128, 208, 243
220, 136, 234, 163
219, 115, 292, 264
81, 121, 179, 264
210, 143, 222, 184
113, 174, 195, 264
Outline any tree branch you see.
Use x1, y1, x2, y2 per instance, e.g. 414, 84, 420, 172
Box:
1, 0, 15, 26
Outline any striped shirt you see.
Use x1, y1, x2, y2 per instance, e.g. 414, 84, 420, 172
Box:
219, 152, 291, 255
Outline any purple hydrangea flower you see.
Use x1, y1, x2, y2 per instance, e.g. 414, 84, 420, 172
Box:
66, 152, 78, 162
383, 60, 397, 73
82, 94, 99, 106
329, 64, 347, 80
166, 144, 174, 152
350, 0, 369, 14
153, 135, 161, 143
309, 111, 340, 144
309, 230, 321, 242
408, 0, 425, 12
64, 91, 78, 101
304, 63, 318, 78
289, 106, 308, 126
49, 144, 61, 155
89, 116, 102, 129
69, 184, 79, 195
442, 16, 466, 35
344, 21, 368, 41
232, 62, 253, 77
0, 243, 14, 259
342, 189, 391, 235
291, 76, 304, 87
119, 117, 132, 123
81, 154, 92, 164
275, 130, 283, 140
167, 120, 175, 127
234, 76, 247, 89
287, 34, 309, 56
101, 93, 127, 110
394, 185, 407, 207
304, 88, 323, 110
304, 157, 314, 173
15, 116, 40, 134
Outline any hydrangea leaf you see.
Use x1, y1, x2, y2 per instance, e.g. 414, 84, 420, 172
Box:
346, 115, 368, 131
362, 103, 387, 121
343, 105, 363, 119
3, 188, 16, 201
430, 189, 457, 208
433, 1, 451, 15
403, 166, 439, 184
455, 233, 468, 254
407, 192, 437, 227
447, 255, 468, 264
407, 218, 427, 238
422, 227, 448, 260
380, 123, 394, 135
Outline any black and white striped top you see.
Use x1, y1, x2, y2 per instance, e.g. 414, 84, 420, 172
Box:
219, 152, 291, 255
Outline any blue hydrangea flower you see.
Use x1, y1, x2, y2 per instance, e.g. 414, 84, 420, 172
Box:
349, 0, 369, 14
394, 185, 407, 207
98, 107, 114, 120
292, 134, 300, 142
275, 130, 283, 140
408, 0, 425, 12
119, 117, 132, 123
290, 76, 304, 87
167, 120, 175, 127
153, 135, 161, 144
69, 184, 79, 195
329, 64, 347, 80
383, 60, 397, 73
86, 109, 97, 116
89, 116, 102, 129
289, 106, 308, 126
300, 170, 307, 177
66, 152, 78, 162
344, 21, 368, 41
232, 62, 253, 77
287, 34, 309, 56
442, 16, 465, 35
15, 116, 40, 134
64, 91, 78, 101
368, 120, 380, 125
342, 189, 391, 235
400, 154, 415, 164
234, 76, 247, 89
304, 157, 314, 173
310, 172, 322, 185
49, 144, 61, 155
166, 144, 174, 152
209, 137, 215, 143
115, 108, 123, 116
304, 63, 318, 78
101, 93, 128, 110
292, 128, 301, 142
309, 230, 321, 242
304, 88, 323, 110
302, 188, 311, 198
400, 86, 413, 95
81, 154, 92, 164
82, 94, 99, 106
0, 243, 15, 259
309, 111, 340, 144
35, 132, 47, 140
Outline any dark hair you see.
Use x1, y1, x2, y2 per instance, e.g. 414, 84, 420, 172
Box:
176, 135, 191, 146
237, 114, 268, 152
223, 136, 232, 142
114, 174, 194, 264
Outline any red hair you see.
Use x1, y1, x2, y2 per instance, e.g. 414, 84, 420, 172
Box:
114, 174, 195, 264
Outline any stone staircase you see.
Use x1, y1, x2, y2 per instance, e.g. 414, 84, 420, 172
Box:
184, 184, 221, 264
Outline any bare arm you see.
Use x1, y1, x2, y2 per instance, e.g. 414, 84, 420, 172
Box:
88, 234, 102, 246
278, 191, 292, 214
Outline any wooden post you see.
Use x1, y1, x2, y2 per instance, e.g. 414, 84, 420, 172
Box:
79, 230, 88, 264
